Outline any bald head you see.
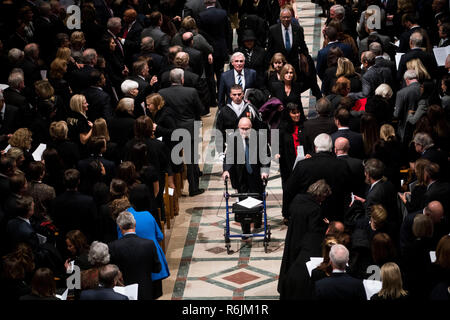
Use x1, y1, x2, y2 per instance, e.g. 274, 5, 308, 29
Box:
238, 117, 252, 128
182, 32, 194, 42
424, 201, 444, 224
334, 137, 350, 155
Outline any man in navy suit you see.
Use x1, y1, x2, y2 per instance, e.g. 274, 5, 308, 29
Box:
80, 264, 129, 300
218, 52, 257, 108
316, 25, 354, 80
331, 107, 365, 160
314, 244, 367, 300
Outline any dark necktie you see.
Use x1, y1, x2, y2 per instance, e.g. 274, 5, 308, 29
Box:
245, 138, 253, 174
285, 28, 291, 52
237, 72, 243, 87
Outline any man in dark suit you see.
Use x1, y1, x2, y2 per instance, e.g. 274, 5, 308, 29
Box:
354, 158, 400, 228
316, 25, 354, 80
314, 244, 366, 300
132, 37, 165, 77
303, 98, 337, 154
397, 31, 438, 82
108, 211, 161, 300
414, 132, 448, 180
181, 32, 204, 77
222, 117, 270, 238
197, 0, 232, 91
127, 59, 158, 118
267, 6, 309, 78
348, 51, 392, 101
160, 52, 200, 89
80, 264, 129, 300
3, 70, 32, 128
369, 42, 397, 91
141, 11, 171, 57
398, 14, 425, 53
81, 70, 114, 121
121, 9, 143, 66
218, 52, 257, 108
158, 68, 204, 196
50, 169, 98, 242
422, 161, 450, 214
283, 133, 352, 222
22, 43, 43, 89
0, 91, 19, 149
331, 107, 365, 159
6, 196, 40, 252
393, 70, 421, 143
69, 49, 99, 93
335, 137, 366, 197
93, 0, 115, 26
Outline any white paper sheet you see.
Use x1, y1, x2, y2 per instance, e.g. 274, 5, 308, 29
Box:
40, 70, 47, 80
363, 279, 382, 300
237, 196, 262, 209
36, 233, 47, 245
113, 283, 138, 300
56, 288, 69, 300
3, 144, 11, 153
433, 46, 450, 66
32, 143, 47, 161
306, 257, 323, 277
168, 187, 174, 196
395, 52, 404, 69
430, 251, 436, 263
292, 145, 306, 169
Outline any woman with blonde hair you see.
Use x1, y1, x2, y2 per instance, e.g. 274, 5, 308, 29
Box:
371, 262, 409, 300
335, 57, 361, 93
91, 118, 120, 164
67, 94, 92, 145
48, 58, 72, 107
406, 58, 431, 82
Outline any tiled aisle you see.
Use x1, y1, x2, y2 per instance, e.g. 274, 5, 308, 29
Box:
161, 1, 325, 300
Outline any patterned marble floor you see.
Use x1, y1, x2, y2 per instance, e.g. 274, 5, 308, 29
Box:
160, 0, 325, 300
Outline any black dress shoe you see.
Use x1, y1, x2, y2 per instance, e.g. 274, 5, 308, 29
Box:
189, 188, 205, 196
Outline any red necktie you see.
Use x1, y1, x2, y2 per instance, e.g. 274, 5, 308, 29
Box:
123, 27, 129, 39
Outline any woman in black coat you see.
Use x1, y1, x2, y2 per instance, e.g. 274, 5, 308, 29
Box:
270, 64, 306, 121
107, 97, 136, 152
277, 102, 306, 224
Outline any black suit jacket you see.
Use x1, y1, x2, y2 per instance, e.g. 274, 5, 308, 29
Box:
80, 288, 129, 300
50, 190, 98, 241
108, 234, 161, 300
423, 181, 450, 214
270, 81, 305, 112
158, 85, 203, 125
337, 155, 366, 197
160, 68, 200, 90
365, 179, 399, 226
314, 273, 367, 300
2, 87, 31, 128
197, 7, 232, 61
283, 152, 352, 221
69, 65, 97, 94
331, 128, 365, 160
267, 23, 309, 70
81, 86, 113, 121
183, 46, 204, 77
302, 116, 337, 154
6, 217, 40, 252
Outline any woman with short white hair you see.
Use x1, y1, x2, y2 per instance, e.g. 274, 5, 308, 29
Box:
120, 79, 139, 97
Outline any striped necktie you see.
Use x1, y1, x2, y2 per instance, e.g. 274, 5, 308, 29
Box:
237, 72, 243, 87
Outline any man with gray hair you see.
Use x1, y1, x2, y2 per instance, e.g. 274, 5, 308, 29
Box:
70, 49, 99, 93
158, 68, 205, 196
348, 51, 393, 100
393, 69, 421, 143
283, 133, 352, 222
141, 11, 171, 56
3, 70, 31, 128
132, 37, 165, 76
314, 244, 366, 300
414, 132, 448, 178
217, 51, 257, 108
397, 31, 438, 82
22, 43, 42, 87
108, 211, 161, 300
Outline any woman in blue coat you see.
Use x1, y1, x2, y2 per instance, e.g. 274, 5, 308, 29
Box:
117, 184, 169, 299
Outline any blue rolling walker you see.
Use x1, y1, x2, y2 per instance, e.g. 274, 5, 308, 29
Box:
223, 177, 271, 254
